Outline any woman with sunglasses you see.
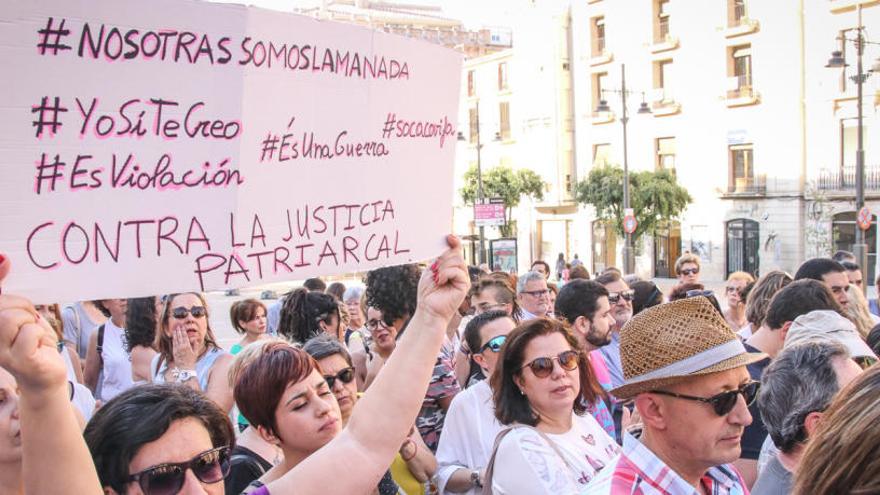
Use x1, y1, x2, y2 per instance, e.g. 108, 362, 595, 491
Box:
723, 272, 755, 333
151, 293, 235, 413
303, 334, 435, 495
435, 310, 515, 494
0, 235, 470, 495
487, 318, 619, 493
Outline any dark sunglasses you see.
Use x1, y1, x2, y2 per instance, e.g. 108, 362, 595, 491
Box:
855, 356, 877, 370
479, 335, 507, 353
324, 367, 355, 388
651, 381, 760, 416
685, 289, 715, 299
608, 290, 635, 304
126, 446, 230, 495
172, 306, 207, 319
521, 350, 580, 378
680, 267, 700, 276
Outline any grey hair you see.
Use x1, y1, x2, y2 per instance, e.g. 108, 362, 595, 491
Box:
342, 286, 364, 303
517, 271, 545, 294
758, 340, 850, 454
302, 333, 352, 367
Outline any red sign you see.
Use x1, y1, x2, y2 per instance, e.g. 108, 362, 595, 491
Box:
624, 215, 638, 234
858, 206, 873, 231
474, 199, 505, 227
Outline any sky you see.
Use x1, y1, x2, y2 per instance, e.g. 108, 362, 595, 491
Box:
205, 0, 524, 30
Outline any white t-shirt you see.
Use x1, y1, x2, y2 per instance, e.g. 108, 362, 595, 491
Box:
99, 319, 134, 401
490, 413, 620, 494
436, 380, 503, 495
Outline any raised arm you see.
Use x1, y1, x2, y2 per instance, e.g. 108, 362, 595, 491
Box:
267, 235, 469, 494
0, 258, 102, 494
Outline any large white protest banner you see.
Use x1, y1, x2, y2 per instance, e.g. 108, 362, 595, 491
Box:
0, 0, 461, 302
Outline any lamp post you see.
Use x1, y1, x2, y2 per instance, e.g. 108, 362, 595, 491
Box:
595, 63, 652, 275
826, 5, 880, 292
458, 100, 500, 266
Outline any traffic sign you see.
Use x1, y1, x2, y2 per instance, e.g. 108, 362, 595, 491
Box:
624, 214, 638, 234
857, 206, 873, 231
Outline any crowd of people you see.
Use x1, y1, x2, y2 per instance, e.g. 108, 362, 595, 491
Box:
1, 242, 880, 494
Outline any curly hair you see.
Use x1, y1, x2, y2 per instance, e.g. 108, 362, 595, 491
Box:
277, 288, 340, 344
125, 296, 157, 352
364, 264, 421, 326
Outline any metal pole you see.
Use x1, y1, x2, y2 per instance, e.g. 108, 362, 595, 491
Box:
854, 5, 868, 293
620, 64, 633, 274
476, 100, 486, 266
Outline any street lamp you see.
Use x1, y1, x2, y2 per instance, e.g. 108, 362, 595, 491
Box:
458, 100, 500, 266
594, 63, 651, 275
826, 4, 880, 292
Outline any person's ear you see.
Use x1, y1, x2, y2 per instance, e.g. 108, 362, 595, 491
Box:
635, 394, 668, 431
473, 352, 488, 373
103, 487, 118, 495
255, 424, 281, 446
780, 321, 794, 341
513, 372, 526, 394
803, 410, 824, 438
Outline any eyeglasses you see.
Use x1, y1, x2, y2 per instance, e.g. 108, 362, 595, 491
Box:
650, 381, 760, 416
171, 306, 207, 319
680, 267, 700, 276
521, 289, 549, 297
126, 446, 230, 495
725, 286, 741, 294
479, 335, 507, 353
855, 356, 877, 370
685, 289, 715, 299
521, 350, 580, 378
324, 367, 355, 388
608, 290, 635, 304
366, 319, 390, 331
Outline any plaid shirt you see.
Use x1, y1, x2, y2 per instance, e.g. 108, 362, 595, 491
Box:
585, 432, 749, 495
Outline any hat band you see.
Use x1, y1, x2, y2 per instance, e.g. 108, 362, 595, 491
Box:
624, 339, 747, 386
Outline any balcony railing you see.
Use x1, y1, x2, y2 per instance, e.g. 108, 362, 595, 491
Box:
727, 75, 753, 99
817, 165, 880, 191
727, 174, 766, 194
733, 3, 747, 25
656, 17, 670, 43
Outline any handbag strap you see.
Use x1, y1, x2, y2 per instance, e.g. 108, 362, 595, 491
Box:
482, 424, 573, 495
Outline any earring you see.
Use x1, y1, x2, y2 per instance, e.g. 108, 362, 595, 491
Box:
519, 388, 525, 396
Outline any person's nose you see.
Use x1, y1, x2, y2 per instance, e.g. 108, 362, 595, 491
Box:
178, 469, 211, 494
727, 393, 753, 427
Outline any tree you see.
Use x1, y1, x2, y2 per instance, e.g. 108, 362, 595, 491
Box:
460, 166, 546, 237
575, 165, 691, 243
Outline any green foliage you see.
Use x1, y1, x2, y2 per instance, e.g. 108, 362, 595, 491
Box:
575, 165, 691, 241
460, 166, 546, 237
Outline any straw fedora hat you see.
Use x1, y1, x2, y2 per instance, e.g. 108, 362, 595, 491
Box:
611, 297, 767, 400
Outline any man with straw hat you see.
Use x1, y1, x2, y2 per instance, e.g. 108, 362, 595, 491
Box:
586, 297, 765, 494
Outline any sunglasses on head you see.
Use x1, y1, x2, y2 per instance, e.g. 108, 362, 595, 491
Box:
479, 335, 507, 353
324, 367, 355, 388
685, 289, 715, 299
521, 350, 580, 378
171, 306, 207, 319
126, 445, 230, 495
680, 267, 700, 276
608, 290, 635, 304
651, 380, 760, 416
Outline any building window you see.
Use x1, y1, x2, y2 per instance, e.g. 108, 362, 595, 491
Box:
592, 72, 607, 114
728, 0, 747, 27
467, 70, 475, 97
468, 108, 478, 144
729, 144, 754, 191
656, 137, 676, 173
655, 0, 670, 43
653, 59, 674, 103
498, 62, 509, 91
593, 143, 611, 167
499, 102, 511, 141
727, 44, 752, 98
591, 17, 606, 57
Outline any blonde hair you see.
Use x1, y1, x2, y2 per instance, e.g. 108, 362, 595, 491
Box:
793, 365, 880, 494
846, 285, 875, 339
726, 271, 755, 284
674, 253, 700, 275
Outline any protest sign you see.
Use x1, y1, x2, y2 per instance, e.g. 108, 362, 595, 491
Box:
0, 0, 462, 302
